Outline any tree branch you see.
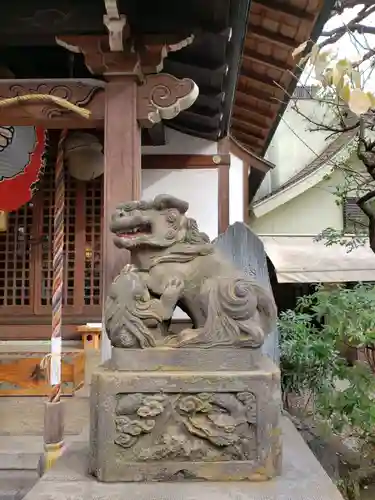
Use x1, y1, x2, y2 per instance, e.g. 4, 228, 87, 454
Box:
320, 5, 375, 48
334, 0, 375, 12
291, 101, 360, 134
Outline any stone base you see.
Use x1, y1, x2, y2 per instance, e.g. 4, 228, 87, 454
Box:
23, 418, 345, 500
89, 349, 281, 482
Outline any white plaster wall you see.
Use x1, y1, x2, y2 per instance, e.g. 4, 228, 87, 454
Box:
257, 100, 337, 200
140, 132, 245, 319
229, 153, 244, 224
251, 169, 345, 235
142, 169, 218, 320
142, 127, 218, 155
142, 169, 219, 240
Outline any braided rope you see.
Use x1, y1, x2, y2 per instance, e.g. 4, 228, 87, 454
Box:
49, 129, 67, 403
40, 352, 68, 402
0, 94, 91, 119
0, 94, 90, 403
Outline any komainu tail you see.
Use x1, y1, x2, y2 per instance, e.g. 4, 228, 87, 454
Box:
177, 277, 277, 348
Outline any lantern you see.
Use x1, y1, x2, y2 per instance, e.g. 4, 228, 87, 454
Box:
0, 126, 46, 214
64, 132, 104, 181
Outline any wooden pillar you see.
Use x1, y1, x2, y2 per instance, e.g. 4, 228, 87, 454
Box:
218, 139, 230, 234
243, 163, 250, 223
101, 77, 141, 362
55, 38, 199, 361
218, 165, 230, 234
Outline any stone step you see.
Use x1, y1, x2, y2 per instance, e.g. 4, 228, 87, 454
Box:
0, 429, 89, 471
0, 471, 38, 500
0, 437, 42, 471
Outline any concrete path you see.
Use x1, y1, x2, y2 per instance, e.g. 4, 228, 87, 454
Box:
0, 389, 90, 499
0, 471, 38, 500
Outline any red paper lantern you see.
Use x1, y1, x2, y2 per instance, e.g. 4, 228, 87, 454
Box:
0, 126, 46, 212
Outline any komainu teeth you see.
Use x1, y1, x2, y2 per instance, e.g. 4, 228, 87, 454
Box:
118, 226, 146, 236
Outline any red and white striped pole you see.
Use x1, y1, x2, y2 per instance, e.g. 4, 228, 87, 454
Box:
39, 129, 67, 475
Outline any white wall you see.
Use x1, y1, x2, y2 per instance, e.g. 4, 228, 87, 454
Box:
142, 128, 220, 321
142, 128, 245, 234
142, 169, 219, 241
251, 169, 345, 235
229, 153, 244, 224
140, 134, 245, 320
256, 99, 337, 200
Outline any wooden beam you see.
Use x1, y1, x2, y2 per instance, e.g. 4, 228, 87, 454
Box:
232, 105, 272, 126
142, 154, 231, 169
236, 87, 277, 107
238, 72, 283, 97
57, 35, 196, 78
252, 0, 315, 22
141, 123, 166, 146
248, 25, 296, 49
0, 3, 105, 40
218, 165, 230, 234
242, 49, 292, 73
102, 76, 141, 361
231, 117, 267, 138
232, 130, 264, 151
0, 74, 197, 133
233, 100, 274, 120
232, 127, 264, 146
0, 79, 105, 128
243, 162, 250, 223
249, 154, 275, 173
230, 137, 275, 173
218, 139, 230, 234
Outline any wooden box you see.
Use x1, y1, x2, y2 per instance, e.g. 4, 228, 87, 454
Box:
77, 325, 101, 351
0, 350, 85, 396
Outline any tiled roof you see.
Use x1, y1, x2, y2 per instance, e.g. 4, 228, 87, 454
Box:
292, 85, 320, 99
255, 129, 357, 204
230, 0, 336, 155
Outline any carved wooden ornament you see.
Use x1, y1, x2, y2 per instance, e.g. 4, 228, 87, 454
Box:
0, 75, 198, 129
0, 79, 104, 128
137, 74, 199, 128
57, 35, 195, 77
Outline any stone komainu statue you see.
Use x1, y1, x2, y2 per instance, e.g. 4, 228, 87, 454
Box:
104, 194, 277, 349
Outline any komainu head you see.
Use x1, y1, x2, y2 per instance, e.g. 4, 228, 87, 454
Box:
110, 194, 210, 250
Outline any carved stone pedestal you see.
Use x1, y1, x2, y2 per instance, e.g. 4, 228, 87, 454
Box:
89, 348, 282, 482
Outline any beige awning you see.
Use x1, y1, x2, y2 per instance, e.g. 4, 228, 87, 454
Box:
260, 236, 375, 283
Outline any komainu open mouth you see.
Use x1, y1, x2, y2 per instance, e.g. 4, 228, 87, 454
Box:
116, 223, 152, 239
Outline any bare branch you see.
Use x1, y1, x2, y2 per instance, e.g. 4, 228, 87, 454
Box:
320, 5, 375, 48
334, 0, 375, 12
278, 0, 375, 251
291, 100, 360, 134
354, 49, 375, 68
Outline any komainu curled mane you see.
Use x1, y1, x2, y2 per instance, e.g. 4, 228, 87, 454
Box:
106, 194, 277, 349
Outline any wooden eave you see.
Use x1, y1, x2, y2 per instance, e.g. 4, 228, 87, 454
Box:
231, 0, 336, 156
0, 0, 251, 143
